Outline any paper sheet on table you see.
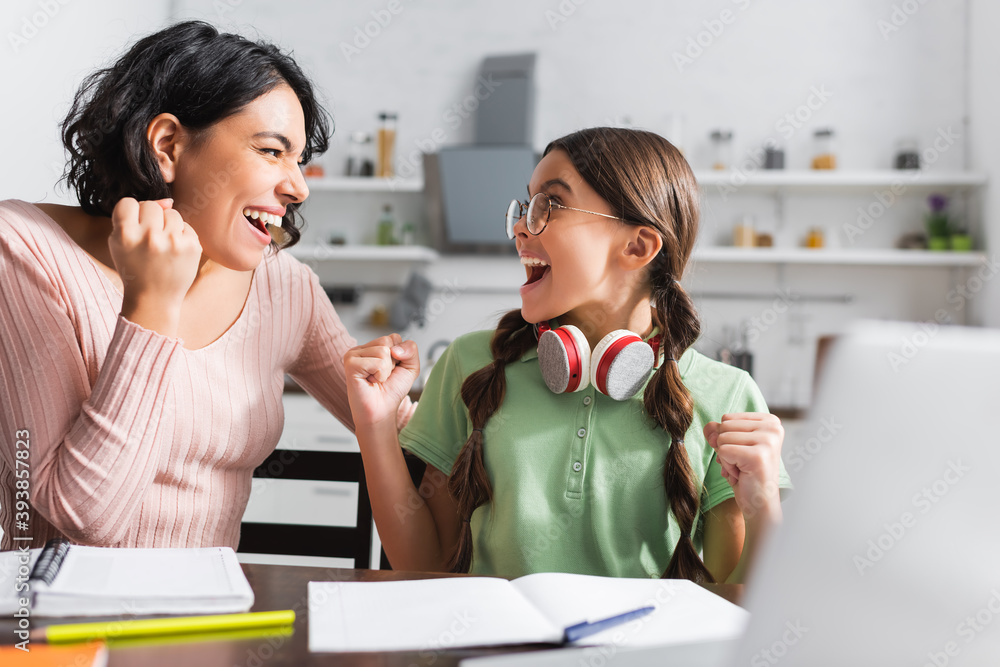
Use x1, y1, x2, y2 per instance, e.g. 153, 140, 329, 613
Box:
308, 578, 562, 652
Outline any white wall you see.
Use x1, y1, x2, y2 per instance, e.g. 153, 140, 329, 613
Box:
0, 1, 171, 203
970, 0, 1000, 327
174, 0, 968, 175
3, 0, 994, 408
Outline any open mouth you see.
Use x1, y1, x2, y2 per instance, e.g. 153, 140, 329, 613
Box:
521, 255, 551, 288
244, 213, 267, 235
525, 264, 550, 285
243, 208, 282, 239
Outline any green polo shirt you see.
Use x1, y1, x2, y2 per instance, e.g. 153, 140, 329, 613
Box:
399, 329, 792, 579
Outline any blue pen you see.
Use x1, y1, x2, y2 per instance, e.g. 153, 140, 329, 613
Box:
562, 605, 656, 644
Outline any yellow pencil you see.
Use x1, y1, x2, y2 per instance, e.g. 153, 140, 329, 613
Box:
105, 623, 294, 649
34, 610, 295, 644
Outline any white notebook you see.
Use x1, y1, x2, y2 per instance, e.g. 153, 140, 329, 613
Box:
308, 572, 748, 652
0, 540, 254, 617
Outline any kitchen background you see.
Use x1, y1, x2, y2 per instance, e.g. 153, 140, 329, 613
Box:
3, 0, 998, 566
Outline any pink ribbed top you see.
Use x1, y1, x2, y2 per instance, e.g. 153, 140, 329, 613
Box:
0, 199, 404, 551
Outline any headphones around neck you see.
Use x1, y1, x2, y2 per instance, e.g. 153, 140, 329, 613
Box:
535, 322, 662, 401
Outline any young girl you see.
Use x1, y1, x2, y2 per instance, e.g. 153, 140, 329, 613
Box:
344, 127, 791, 583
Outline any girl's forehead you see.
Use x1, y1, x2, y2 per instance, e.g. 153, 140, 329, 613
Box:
531, 150, 583, 193
534, 149, 572, 175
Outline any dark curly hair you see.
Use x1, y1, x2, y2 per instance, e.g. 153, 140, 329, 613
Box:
59, 20, 333, 248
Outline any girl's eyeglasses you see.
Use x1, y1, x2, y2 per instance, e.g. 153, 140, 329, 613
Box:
505, 192, 629, 240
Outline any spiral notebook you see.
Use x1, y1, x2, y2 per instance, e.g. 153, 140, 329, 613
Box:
0, 539, 254, 617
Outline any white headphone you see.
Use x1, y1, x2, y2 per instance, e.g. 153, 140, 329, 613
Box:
535, 322, 662, 401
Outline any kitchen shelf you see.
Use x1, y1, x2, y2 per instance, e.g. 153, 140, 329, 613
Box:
288, 244, 438, 263
303, 172, 985, 195
289, 244, 439, 287
692, 247, 988, 266
694, 170, 987, 194
289, 245, 985, 267
304, 176, 423, 192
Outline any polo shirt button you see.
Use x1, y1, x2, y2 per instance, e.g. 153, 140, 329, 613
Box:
573, 461, 582, 472
583, 396, 592, 406
577, 428, 587, 438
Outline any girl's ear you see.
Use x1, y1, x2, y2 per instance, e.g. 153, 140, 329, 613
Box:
146, 113, 187, 184
621, 226, 664, 271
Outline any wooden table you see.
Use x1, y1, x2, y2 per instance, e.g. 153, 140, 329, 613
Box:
4, 564, 744, 666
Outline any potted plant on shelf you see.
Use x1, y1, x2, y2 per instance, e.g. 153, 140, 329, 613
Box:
925, 194, 951, 251
950, 222, 973, 252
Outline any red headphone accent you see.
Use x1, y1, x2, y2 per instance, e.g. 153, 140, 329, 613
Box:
649, 334, 661, 361
549, 325, 584, 392
594, 333, 643, 395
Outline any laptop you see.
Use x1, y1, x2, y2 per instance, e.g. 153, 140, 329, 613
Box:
461, 320, 1000, 666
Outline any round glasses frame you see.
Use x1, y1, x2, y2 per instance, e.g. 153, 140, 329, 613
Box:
505, 192, 629, 240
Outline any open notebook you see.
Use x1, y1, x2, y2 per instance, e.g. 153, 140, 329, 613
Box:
308, 572, 748, 652
0, 540, 254, 617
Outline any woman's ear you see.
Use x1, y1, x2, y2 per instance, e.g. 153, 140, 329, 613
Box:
146, 113, 186, 184
621, 226, 664, 271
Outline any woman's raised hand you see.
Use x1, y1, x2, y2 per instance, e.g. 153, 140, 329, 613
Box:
344, 334, 420, 430
109, 197, 202, 336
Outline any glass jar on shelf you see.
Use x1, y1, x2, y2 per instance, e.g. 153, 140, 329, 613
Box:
894, 137, 921, 170
811, 128, 837, 170
732, 215, 756, 248
710, 129, 733, 171
805, 227, 825, 248
370, 304, 390, 327
376, 204, 397, 245
376, 112, 398, 178
764, 144, 785, 170
754, 226, 774, 247
400, 221, 416, 246
345, 131, 375, 177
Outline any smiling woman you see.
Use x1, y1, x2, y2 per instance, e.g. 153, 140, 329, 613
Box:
0, 21, 414, 552
149, 83, 312, 272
